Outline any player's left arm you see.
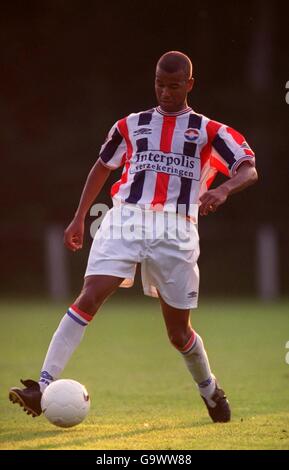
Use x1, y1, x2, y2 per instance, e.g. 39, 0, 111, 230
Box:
199, 161, 258, 216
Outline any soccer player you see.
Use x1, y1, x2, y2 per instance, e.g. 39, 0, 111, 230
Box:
9, 51, 257, 422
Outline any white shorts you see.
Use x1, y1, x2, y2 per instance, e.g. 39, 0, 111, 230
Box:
85, 204, 200, 309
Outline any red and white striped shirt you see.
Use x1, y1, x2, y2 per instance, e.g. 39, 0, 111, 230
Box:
99, 106, 255, 217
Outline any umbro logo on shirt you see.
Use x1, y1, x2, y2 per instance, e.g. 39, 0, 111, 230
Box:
133, 128, 152, 136
241, 141, 250, 150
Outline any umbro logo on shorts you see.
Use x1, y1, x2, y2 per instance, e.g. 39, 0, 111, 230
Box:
133, 128, 152, 136
187, 291, 198, 298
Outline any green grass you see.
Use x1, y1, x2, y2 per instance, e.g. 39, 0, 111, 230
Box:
0, 298, 289, 450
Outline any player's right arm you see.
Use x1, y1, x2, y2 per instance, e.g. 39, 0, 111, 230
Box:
64, 120, 126, 251
64, 160, 111, 251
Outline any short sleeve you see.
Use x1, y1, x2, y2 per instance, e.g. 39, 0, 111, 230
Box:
209, 123, 255, 177
98, 122, 126, 170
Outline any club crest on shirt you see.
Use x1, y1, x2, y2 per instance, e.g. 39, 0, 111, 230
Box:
184, 128, 201, 142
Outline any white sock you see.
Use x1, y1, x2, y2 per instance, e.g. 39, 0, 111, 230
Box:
177, 331, 217, 407
39, 305, 93, 393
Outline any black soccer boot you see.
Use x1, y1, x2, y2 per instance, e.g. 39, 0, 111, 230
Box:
9, 379, 42, 417
201, 383, 231, 423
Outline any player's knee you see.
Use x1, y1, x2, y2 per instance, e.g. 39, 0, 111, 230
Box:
76, 285, 106, 316
168, 330, 190, 350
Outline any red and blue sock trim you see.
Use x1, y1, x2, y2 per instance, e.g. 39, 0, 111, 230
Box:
67, 304, 93, 326
178, 331, 197, 355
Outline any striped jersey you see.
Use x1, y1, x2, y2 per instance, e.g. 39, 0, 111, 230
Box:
99, 106, 255, 217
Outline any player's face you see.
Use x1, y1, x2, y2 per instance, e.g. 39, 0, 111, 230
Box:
155, 67, 194, 113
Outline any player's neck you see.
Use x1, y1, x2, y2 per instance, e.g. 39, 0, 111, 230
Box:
157, 103, 191, 116
159, 102, 190, 114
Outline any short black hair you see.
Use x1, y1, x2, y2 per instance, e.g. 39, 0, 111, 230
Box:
157, 51, 193, 80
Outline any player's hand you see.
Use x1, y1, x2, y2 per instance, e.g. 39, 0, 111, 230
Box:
64, 216, 85, 251
199, 187, 228, 216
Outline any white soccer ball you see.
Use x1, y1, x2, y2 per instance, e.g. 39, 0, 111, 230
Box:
41, 379, 90, 428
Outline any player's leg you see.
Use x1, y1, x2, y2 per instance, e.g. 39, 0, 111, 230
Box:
158, 292, 215, 394
158, 292, 230, 423
38, 274, 124, 389
9, 274, 123, 417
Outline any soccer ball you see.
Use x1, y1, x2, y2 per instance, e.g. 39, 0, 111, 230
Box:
41, 379, 90, 428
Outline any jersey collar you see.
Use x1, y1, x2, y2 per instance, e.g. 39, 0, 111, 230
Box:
155, 106, 192, 117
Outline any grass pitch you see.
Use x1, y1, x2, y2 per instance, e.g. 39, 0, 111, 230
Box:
0, 298, 288, 450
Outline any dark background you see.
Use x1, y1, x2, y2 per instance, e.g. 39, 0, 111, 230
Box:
1, 0, 288, 298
